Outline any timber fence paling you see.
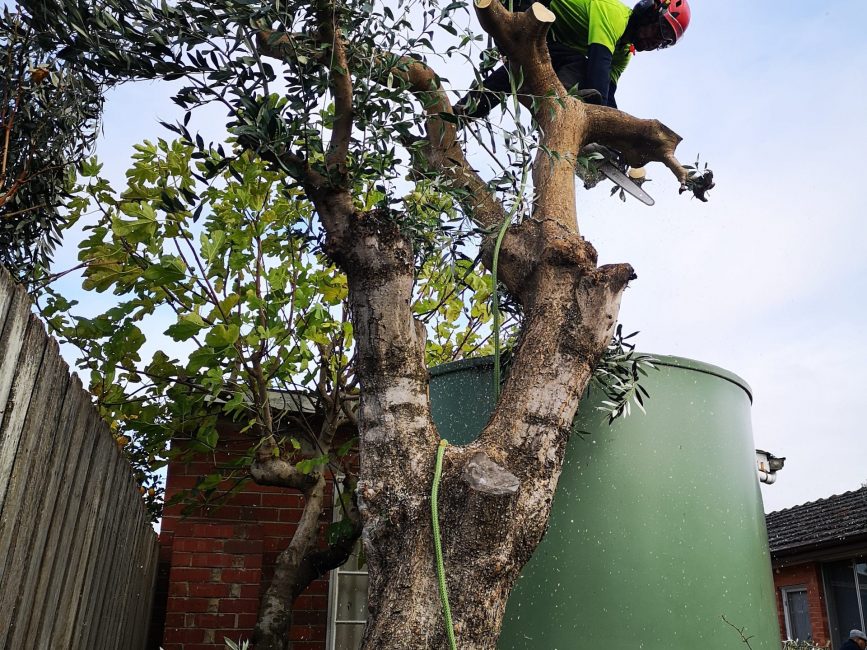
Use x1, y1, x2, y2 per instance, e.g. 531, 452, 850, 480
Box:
7, 370, 89, 650
50, 421, 114, 649
102, 463, 145, 650
0, 336, 69, 646
27, 406, 101, 646
0, 308, 46, 515
0, 267, 158, 650
77, 452, 125, 649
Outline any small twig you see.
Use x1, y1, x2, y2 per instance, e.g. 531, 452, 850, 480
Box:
721, 614, 754, 649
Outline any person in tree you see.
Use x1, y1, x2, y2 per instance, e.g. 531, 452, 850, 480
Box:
456, 0, 691, 117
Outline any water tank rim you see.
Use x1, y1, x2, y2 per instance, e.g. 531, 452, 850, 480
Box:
428, 353, 753, 403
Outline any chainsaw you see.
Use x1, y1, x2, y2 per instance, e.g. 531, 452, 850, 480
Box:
576, 143, 655, 206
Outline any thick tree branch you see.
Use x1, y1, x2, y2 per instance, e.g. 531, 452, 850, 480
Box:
315, 1, 353, 176
253, 476, 327, 650
584, 107, 689, 186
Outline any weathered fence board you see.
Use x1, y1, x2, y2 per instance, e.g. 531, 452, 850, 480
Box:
0, 268, 158, 650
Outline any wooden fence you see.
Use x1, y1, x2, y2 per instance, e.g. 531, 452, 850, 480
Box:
0, 268, 158, 650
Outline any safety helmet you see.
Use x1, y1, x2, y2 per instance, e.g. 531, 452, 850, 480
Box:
632, 0, 691, 48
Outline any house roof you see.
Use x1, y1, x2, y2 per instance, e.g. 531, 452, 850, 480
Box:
766, 486, 867, 555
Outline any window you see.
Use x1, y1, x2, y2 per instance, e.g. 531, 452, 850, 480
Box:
326, 479, 368, 650
823, 559, 867, 647
782, 586, 813, 641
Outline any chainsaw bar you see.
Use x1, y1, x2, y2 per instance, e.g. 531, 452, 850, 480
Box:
579, 143, 655, 207
598, 162, 655, 206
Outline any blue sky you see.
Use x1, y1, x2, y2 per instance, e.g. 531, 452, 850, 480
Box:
49, 0, 867, 512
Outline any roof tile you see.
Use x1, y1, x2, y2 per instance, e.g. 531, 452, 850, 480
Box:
765, 487, 867, 554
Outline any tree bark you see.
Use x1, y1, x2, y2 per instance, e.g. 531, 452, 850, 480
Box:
251, 474, 362, 650
255, 0, 697, 645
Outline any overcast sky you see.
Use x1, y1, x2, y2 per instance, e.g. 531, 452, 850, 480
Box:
48, 0, 866, 513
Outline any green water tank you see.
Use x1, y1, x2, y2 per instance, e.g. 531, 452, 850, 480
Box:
429, 355, 780, 650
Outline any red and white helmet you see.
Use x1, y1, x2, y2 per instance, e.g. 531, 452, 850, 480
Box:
632, 0, 691, 48
661, 0, 691, 45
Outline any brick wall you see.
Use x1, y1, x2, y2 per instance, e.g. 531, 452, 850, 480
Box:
150, 428, 338, 650
772, 561, 831, 646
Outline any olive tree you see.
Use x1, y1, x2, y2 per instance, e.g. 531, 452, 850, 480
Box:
0, 6, 101, 280
23, 0, 707, 646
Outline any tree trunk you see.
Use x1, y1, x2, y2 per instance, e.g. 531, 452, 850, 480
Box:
332, 209, 632, 648
253, 476, 327, 650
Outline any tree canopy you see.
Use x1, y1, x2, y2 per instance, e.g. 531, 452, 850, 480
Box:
0, 7, 101, 279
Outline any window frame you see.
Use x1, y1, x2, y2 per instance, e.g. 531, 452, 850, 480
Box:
326, 476, 368, 650
781, 584, 813, 642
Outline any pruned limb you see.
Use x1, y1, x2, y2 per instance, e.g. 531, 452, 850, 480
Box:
250, 434, 320, 489
584, 107, 691, 187
462, 451, 520, 495
473, 0, 561, 103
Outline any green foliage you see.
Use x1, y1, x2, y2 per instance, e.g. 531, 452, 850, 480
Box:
0, 7, 102, 280
42, 141, 354, 518
39, 139, 501, 520
223, 638, 250, 650
17, 0, 480, 207
587, 325, 657, 425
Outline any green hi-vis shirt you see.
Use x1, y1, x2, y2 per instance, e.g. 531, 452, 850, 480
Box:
548, 0, 633, 83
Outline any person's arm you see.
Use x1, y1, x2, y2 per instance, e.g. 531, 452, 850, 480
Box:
585, 0, 630, 107
584, 42, 613, 106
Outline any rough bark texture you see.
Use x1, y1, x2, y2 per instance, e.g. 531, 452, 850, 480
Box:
256, 0, 698, 646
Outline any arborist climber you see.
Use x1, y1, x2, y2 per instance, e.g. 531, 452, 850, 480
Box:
455, 0, 691, 118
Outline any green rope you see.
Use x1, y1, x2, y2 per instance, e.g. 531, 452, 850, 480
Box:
431, 439, 457, 649
491, 217, 511, 401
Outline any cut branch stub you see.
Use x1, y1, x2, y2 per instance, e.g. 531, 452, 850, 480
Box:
473, 0, 561, 102
462, 451, 520, 496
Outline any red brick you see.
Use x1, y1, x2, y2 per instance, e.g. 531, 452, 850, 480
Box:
169, 597, 215, 613
168, 581, 189, 598
221, 568, 261, 584
214, 631, 254, 647
294, 609, 327, 625
236, 613, 258, 629
227, 492, 262, 507
224, 539, 262, 554
190, 582, 231, 598
243, 554, 263, 569
175, 537, 224, 553
261, 493, 303, 508
289, 625, 319, 641
171, 551, 193, 567
194, 523, 238, 538
163, 627, 206, 643
218, 598, 260, 614
256, 507, 280, 522
169, 567, 213, 583
196, 613, 237, 628
190, 553, 235, 568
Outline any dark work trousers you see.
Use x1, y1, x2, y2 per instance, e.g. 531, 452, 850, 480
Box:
456, 42, 588, 118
